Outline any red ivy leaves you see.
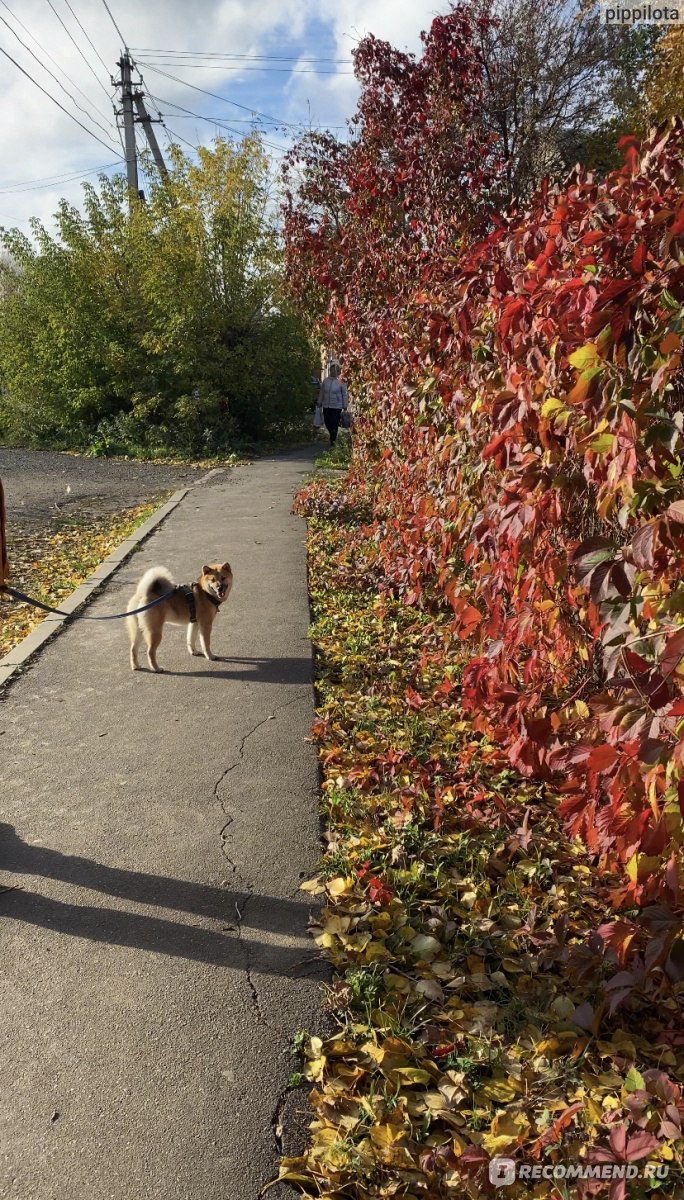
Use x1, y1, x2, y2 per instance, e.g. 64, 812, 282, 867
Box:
284, 14, 684, 920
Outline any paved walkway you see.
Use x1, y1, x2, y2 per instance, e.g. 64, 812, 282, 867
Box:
0, 450, 324, 1200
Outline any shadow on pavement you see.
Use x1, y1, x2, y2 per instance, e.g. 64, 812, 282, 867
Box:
0, 824, 326, 977
154, 656, 312, 684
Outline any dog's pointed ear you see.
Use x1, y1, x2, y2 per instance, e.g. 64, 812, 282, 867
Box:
202, 564, 212, 576
222, 562, 232, 574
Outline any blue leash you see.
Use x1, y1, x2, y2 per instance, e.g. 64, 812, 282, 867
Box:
0, 584, 176, 621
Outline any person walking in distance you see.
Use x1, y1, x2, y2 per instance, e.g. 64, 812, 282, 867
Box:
318, 363, 348, 447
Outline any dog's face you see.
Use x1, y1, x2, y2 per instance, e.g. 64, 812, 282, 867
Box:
201, 562, 233, 602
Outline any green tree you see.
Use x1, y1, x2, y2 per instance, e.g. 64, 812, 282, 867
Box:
0, 136, 314, 454
641, 27, 684, 125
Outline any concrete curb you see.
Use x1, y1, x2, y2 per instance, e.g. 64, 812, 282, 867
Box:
0, 486, 192, 689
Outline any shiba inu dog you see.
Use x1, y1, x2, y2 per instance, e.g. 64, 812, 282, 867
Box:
127, 562, 233, 672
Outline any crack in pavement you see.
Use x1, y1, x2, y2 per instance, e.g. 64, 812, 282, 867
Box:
213, 692, 310, 880
212, 692, 311, 1028
271, 1084, 289, 1154
234, 892, 266, 1025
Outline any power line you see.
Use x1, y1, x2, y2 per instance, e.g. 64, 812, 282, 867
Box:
45, 0, 112, 101
161, 123, 197, 153
131, 48, 350, 62
140, 62, 299, 129
131, 65, 164, 124
147, 90, 289, 155
0, 0, 112, 121
137, 62, 353, 74
100, 0, 126, 49
51, 1, 126, 159
62, 0, 110, 74
0, 161, 121, 193
114, 117, 126, 157
0, 43, 123, 155
162, 114, 348, 132
143, 89, 337, 130
154, 113, 304, 125
0, 12, 118, 142
148, 90, 269, 131
161, 121, 287, 159
166, 129, 196, 152
0, 211, 32, 225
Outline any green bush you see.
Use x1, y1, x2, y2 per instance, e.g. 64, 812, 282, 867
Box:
0, 138, 316, 454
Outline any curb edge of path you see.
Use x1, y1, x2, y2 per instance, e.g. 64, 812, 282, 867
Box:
0, 480, 204, 690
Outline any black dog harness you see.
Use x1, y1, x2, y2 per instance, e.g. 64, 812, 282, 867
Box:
177, 583, 222, 623
178, 584, 197, 623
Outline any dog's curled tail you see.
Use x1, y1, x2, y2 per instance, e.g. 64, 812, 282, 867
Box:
132, 566, 176, 604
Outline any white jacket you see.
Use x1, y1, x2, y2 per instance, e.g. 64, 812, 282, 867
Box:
318, 377, 348, 410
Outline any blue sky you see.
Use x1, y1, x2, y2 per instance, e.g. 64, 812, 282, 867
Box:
0, 0, 443, 232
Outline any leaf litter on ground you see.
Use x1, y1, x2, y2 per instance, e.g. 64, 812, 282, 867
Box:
0, 501, 161, 660
277, 488, 684, 1199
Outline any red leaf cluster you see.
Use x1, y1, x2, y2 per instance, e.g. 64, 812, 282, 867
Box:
285, 12, 684, 909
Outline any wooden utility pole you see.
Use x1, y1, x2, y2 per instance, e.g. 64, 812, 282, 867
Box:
133, 93, 168, 179
119, 53, 139, 196
115, 52, 168, 202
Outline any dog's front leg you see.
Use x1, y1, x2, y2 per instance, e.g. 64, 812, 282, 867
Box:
199, 626, 215, 661
187, 623, 200, 656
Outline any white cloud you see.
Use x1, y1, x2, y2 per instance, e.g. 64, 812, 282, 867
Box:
0, 0, 445, 231
282, 0, 441, 133
322, 0, 435, 54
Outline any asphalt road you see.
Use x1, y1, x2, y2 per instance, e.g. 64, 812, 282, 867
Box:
0, 448, 325, 1200
0, 447, 207, 531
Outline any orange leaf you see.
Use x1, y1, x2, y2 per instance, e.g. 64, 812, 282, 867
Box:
660, 331, 681, 355
588, 744, 618, 772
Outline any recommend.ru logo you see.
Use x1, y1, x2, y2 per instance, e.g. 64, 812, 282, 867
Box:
488, 1158, 670, 1188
